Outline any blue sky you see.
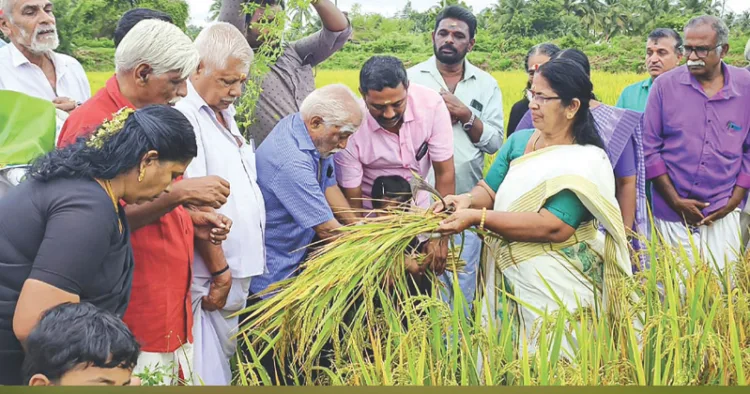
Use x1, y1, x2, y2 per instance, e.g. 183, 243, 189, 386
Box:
187, 0, 750, 26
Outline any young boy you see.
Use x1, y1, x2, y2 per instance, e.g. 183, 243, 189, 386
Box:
23, 302, 141, 386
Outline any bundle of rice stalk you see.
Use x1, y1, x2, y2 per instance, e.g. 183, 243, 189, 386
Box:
235, 206, 467, 375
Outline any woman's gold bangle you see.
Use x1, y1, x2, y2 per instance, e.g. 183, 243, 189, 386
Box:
479, 207, 487, 231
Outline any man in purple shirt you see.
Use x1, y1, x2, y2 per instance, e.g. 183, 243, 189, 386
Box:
643, 15, 750, 272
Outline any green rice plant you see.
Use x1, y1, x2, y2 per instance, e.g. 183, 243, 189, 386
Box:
232, 209, 750, 386
233, 207, 467, 382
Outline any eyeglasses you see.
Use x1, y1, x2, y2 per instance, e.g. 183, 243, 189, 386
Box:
525, 89, 561, 105
681, 44, 722, 59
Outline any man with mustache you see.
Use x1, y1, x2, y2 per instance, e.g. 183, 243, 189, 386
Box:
219, 0, 351, 148
406, 5, 503, 308
334, 55, 456, 278
616, 28, 683, 113
0, 0, 90, 138
57, 19, 234, 385
643, 15, 750, 278
174, 22, 266, 386
616, 28, 683, 207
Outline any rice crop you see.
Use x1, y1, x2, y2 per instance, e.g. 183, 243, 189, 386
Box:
232, 209, 750, 386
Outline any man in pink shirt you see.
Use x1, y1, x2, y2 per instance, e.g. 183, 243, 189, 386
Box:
334, 55, 456, 274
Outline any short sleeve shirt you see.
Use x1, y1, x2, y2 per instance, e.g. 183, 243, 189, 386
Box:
0, 44, 91, 105
251, 113, 336, 297
334, 83, 454, 209
0, 178, 133, 383
484, 129, 592, 228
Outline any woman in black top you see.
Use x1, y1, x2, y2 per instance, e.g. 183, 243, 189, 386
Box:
506, 43, 561, 137
0, 105, 198, 385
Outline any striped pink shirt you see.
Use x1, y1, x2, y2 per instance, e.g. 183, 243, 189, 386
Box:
334, 83, 454, 209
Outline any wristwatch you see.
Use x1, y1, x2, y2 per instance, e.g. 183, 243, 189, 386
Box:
462, 112, 476, 132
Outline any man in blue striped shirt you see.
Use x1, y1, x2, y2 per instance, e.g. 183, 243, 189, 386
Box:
251, 83, 363, 299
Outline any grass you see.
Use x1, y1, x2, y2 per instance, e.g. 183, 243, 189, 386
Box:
86, 70, 647, 125
229, 207, 750, 386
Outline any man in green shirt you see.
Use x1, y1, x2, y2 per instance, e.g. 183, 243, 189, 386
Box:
616, 28, 683, 206
616, 28, 683, 112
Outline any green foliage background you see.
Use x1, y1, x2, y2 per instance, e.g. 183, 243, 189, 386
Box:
7, 0, 743, 74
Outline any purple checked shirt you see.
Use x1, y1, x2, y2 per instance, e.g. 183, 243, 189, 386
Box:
643, 63, 750, 223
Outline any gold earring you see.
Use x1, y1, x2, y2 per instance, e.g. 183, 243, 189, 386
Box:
138, 167, 145, 182
567, 113, 574, 119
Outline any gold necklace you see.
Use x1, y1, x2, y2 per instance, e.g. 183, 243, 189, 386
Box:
96, 178, 123, 234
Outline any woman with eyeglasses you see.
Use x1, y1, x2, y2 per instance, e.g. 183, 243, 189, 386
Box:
515, 49, 648, 273
433, 57, 637, 357
506, 43, 561, 137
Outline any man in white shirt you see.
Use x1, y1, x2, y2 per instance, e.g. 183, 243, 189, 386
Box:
175, 22, 266, 386
407, 5, 504, 309
0, 0, 90, 111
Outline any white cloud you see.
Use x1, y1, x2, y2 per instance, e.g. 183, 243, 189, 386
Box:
186, 0, 212, 26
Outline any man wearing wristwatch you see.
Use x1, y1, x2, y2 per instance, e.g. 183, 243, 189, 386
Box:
407, 5, 503, 308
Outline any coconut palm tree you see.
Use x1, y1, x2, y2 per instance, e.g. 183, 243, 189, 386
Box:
575, 0, 604, 37
601, 0, 630, 40
679, 0, 720, 15
492, 0, 527, 25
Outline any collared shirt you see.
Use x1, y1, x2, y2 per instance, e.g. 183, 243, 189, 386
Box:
176, 81, 267, 279
407, 56, 504, 195
57, 75, 194, 353
616, 77, 653, 112
0, 43, 90, 104
334, 83, 455, 209
252, 113, 337, 297
219, 0, 352, 147
643, 63, 750, 222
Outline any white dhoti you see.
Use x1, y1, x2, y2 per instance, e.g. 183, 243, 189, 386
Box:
653, 210, 742, 280
741, 203, 750, 252
191, 277, 251, 386
133, 342, 194, 385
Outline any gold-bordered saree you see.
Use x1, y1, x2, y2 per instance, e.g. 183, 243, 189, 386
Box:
480, 143, 637, 356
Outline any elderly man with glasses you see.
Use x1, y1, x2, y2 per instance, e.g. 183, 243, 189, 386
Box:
643, 15, 750, 279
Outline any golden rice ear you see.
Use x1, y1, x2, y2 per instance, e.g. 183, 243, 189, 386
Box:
408, 170, 447, 210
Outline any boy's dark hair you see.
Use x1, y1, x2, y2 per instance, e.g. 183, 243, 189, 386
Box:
114, 8, 174, 48
22, 302, 140, 384
434, 5, 477, 39
371, 175, 412, 209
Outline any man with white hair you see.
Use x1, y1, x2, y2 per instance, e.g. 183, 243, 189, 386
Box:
0, 0, 90, 112
249, 83, 362, 383
57, 19, 234, 385
174, 22, 266, 386
643, 15, 750, 277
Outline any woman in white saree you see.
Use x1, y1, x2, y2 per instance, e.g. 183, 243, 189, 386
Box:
435, 58, 635, 357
